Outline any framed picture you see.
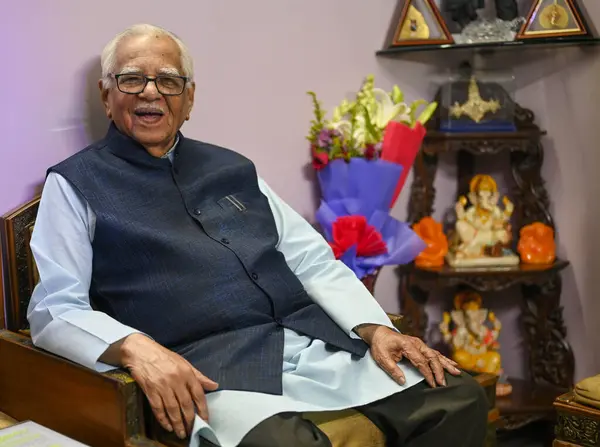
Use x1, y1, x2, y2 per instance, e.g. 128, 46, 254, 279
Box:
517, 0, 589, 39
386, 0, 454, 47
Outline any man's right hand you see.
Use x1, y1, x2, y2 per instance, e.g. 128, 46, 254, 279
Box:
119, 333, 219, 439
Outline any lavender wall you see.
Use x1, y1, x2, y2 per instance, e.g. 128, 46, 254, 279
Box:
1, 0, 598, 380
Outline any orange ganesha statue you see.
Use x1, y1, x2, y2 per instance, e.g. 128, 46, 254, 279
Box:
412, 217, 448, 267
517, 222, 556, 264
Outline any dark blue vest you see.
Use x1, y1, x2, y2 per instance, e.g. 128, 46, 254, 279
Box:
49, 124, 368, 395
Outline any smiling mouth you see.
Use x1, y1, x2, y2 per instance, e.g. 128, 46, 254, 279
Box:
134, 110, 164, 117
134, 110, 165, 124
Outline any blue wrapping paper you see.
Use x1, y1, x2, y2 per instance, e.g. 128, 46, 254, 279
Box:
315, 159, 426, 278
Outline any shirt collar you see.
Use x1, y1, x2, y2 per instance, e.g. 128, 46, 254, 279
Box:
162, 135, 180, 159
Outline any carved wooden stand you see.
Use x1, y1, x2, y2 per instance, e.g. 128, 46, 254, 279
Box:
554, 392, 600, 446
397, 103, 575, 433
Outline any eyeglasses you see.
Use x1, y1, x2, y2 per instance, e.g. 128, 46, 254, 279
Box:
112, 74, 189, 96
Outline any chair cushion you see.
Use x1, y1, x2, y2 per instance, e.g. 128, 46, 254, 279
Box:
574, 374, 600, 409
305, 410, 385, 447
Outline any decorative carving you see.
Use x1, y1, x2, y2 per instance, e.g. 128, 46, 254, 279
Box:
511, 142, 554, 229
422, 105, 544, 155
408, 151, 438, 224
514, 103, 536, 127
400, 263, 573, 393
424, 137, 535, 155
401, 262, 569, 294
399, 276, 428, 339
398, 99, 571, 431
12, 219, 35, 329
1, 197, 40, 332
104, 370, 137, 384
522, 274, 575, 389
124, 379, 144, 439
0, 329, 34, 347
555, 413, 600, 445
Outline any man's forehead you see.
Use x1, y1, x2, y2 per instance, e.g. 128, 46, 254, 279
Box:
115, 34, 182, 72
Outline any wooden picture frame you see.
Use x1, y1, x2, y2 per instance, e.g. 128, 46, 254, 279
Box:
386, 0, 454, 47
517, 0, 589, 39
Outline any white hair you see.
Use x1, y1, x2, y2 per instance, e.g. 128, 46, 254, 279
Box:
100, 24, 194, 88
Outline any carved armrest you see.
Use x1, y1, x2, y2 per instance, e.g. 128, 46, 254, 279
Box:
0, 330, 151, 447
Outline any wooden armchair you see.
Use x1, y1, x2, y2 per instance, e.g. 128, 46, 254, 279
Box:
0, 196, 496, 447
0, 196, 166, 446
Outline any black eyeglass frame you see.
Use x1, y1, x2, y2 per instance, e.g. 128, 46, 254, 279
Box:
110, 73, 190, 96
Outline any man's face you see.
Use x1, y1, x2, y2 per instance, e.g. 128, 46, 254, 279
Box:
100, 34, 195, 156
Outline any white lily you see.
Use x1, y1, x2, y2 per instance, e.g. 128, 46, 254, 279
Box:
307, 74, 437, 153
371, 88, 407, 128
329, 118, 367, 150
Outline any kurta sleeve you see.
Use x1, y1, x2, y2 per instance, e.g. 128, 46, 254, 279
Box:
257, 177, 394, 338
27, 172, 142, 372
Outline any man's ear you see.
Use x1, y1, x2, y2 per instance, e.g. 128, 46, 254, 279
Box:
98, 79, 112, 119
185, 82, 196, 121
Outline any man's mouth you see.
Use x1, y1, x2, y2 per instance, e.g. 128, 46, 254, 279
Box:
134, 108, 165, 124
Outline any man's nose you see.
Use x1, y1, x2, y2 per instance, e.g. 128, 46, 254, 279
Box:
139, 79, 161, 99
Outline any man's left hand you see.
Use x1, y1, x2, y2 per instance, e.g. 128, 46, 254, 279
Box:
356, 325, 461, 388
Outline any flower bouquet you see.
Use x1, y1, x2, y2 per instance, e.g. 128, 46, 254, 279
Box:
307, 75, 437, 280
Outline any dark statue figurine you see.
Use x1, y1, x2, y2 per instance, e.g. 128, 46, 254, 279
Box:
446, 0, 519, 28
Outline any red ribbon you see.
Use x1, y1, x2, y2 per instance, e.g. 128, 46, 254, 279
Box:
329, 215, 388, 259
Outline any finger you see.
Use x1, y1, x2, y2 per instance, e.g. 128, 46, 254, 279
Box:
406, 350, 436, 388
162, 390, 187, 440
378, 354, 406, 385
196, 371, 219, 391
439, 355, 462, 375
174, 385, 196, 436
424, 351, 446, 386
438, 352, 458, 367
190, 377, 210, 422
147, 391, 173, 433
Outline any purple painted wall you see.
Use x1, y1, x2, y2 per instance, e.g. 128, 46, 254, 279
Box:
1, 0, 598, 380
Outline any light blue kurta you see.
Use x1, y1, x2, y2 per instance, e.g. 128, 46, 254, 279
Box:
27, 148, 424, 447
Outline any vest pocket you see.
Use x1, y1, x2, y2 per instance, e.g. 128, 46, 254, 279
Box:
217, 194, 247, 212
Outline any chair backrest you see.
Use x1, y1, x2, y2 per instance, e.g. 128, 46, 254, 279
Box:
1, 196, 40, 332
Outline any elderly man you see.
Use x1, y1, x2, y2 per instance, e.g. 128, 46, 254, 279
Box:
27, 24, 487, 447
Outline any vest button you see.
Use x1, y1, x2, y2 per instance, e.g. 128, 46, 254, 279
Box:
275, 318, 282, 326
251, 273, 259, 280
193, 209, 202, 215
221, 238, 230, 244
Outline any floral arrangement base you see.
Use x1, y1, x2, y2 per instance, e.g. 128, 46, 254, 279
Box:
445, 253, 520, 268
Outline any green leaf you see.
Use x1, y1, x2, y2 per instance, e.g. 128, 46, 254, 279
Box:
416, 102, 438, 126
391, 85, 404, 104
307, 91, 328, 142
409, 99, 427, 125
360, 104, 380, 143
